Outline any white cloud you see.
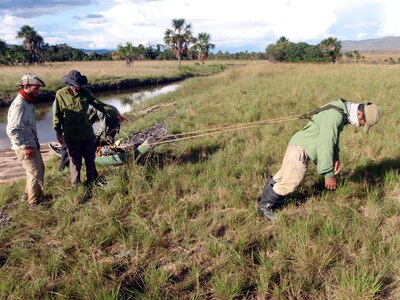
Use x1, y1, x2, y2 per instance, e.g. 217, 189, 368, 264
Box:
377, 1, 400, 37
357, 32, 368, 39
1, 0, 400, 51
73, 0, 346, 49
0, 14, 26, 44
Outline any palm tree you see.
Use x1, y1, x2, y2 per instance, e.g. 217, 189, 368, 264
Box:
192, 32, 215, 65
164, 18, 194, 67
16, 25, 45, 64
116, 42, 136, 67
319, 37, 342, 64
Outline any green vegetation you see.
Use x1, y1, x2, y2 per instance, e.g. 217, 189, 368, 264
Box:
116, 42, 139, 67
1, 62, 400, 298
0, 23, 350, 67
266, 36, 342, 63
164, 18, 195, 67
16, 25, 45, 65
191, 32, 216, 65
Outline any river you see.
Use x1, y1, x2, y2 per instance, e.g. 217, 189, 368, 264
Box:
0, 83, 179, 150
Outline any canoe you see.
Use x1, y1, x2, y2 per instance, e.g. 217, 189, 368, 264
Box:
94, 138, 153, 165
94, 148, 140, 165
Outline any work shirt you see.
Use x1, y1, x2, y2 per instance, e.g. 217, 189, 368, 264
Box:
289, 99, 348, 178
53, 87, 119, 142
7, 93, 39, 150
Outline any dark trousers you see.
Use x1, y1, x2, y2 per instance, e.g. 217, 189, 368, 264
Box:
59, 141, 69, 171
65, 136, 98, 186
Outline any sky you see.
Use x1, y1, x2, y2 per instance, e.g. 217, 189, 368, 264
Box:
0, 0, 399, 53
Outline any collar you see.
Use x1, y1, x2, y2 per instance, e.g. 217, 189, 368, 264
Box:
345, 101, 360, 127
19, 89, 33, 104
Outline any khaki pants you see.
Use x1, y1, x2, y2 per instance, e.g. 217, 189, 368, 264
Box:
272, 145, 309, 196
16, 148, 45, 204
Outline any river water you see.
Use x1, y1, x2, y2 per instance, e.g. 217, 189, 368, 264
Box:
0, 83, 179, 150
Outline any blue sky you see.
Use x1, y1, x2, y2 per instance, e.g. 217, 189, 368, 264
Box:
0, 0, 398, 52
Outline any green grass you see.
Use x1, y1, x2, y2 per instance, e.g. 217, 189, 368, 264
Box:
1, 62, 400, 298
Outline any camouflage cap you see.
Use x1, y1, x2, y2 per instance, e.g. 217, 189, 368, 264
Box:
16, 73, 46, 87
363, 103, 380, 134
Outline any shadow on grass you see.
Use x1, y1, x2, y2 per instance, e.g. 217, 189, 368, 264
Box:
348, 157, 400, 186
138, 144, 222, 170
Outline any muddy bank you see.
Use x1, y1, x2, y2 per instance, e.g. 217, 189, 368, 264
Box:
0, 144, 53, 184
0, 74, 192, 107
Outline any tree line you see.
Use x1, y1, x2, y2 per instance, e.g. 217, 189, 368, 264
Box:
0, 20, 217, 66
266, 36, 343, 63
0, 20, 356, 66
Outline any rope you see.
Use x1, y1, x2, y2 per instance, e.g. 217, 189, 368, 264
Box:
147, 114, 304, 147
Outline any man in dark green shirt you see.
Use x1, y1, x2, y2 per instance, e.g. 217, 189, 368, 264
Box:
259, 99, 381, 221
53, 70, 126, 186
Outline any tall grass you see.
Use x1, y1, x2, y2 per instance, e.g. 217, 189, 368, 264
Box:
1, 62, 400, 298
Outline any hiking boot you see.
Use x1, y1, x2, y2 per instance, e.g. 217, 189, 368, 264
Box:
258, 206, 276, 221
258, 176, 285, 221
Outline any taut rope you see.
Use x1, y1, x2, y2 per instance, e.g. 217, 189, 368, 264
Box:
147, 114, 305, 147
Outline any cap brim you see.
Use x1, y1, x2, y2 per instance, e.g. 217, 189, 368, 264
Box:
16, 79, 45, 87
62, 77, 81, 87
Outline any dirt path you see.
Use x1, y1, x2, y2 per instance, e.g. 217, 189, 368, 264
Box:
0, 144, 54, 184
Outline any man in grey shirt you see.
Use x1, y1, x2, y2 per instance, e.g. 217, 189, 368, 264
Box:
7, 74, 46, 207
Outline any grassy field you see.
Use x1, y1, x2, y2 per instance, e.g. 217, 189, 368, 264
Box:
1, 61, 400, 299
357, 50, 400, 63
0, 60, 240, 104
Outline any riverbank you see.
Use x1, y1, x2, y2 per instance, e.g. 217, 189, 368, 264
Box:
0, 61, 227, 107
0, 74, 189, 107
0, 144, 53, 183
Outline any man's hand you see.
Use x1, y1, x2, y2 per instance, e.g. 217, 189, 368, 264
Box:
24, 147, 34, 158
325, 176, 337, 190
117, 115, 128, 122
57, 134, 64, 144
334, 159, 341, 175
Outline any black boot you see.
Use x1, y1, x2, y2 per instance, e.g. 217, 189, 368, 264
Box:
259, 176, 285, 221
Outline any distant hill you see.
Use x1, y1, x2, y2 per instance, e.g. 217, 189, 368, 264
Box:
79, 48, 115, 54
341, 36, 400, 51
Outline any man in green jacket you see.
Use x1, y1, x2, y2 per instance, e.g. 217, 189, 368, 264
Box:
53, 70, 126, 186
259, 99, 381, 221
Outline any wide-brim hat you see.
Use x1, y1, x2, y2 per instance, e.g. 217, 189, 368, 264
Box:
16, 73, 45, 87
363, 102, 380, 134
61, 70, 87, 87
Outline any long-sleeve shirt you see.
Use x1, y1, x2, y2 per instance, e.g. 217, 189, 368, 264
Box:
289, 99, 348, 178
53, 87, 119, 142
7, 93, 39, 150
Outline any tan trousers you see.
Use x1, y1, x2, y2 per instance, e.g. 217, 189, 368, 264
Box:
272, 145, 309, 196
16, 148, 45, 204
